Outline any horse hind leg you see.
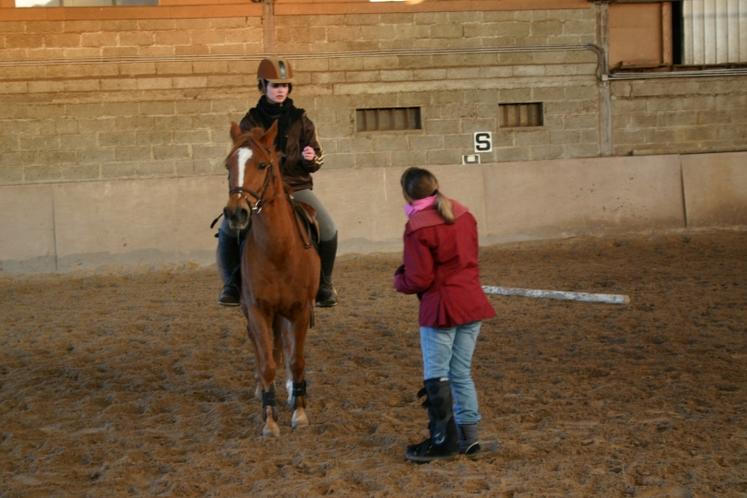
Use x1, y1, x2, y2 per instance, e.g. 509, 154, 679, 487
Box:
285, 377, 293, 407
283, 374, 308, 429
254, 369, 262, 400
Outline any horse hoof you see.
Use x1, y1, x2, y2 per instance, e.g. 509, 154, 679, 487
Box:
291, 409, 309, 430
263, 421, 280, 437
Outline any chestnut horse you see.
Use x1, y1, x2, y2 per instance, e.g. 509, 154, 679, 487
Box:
222, 121, 320, 437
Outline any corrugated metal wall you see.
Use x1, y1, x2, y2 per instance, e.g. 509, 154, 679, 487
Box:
683, 0, 747, 64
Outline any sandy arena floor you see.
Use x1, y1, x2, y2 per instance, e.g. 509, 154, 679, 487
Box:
1, 229, 745, 497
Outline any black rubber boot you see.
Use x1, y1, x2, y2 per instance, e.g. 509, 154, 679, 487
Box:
216, 228, 241, 307
315, 232, 338, 307
457, 423, 481, 456
405, 378, 458, 463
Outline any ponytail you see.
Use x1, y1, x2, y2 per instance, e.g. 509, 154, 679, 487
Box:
435, 191, 455, 224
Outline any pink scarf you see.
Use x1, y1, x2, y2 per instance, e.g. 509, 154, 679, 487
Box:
404, 194, 437, 218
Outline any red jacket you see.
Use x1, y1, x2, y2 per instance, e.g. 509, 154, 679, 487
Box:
394, 199, 496, 328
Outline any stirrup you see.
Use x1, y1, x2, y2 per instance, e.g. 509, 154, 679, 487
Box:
315, 287, 337, 307
218, 285, 240, 306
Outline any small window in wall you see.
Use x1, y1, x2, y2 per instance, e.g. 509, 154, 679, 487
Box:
16, 0, 156, 6
676, 0, 747, 65
499, 102, 544, 128
356, 107, 421, 132
608, 0, 747, 70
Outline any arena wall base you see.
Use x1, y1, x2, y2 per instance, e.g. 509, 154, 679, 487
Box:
1, 151, 745, 274
681, 152, 747, 228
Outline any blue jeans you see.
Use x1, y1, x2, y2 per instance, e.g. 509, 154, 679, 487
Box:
419, 321, 482, 425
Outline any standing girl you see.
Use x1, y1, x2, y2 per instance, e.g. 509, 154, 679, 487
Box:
394, 167, 495, 463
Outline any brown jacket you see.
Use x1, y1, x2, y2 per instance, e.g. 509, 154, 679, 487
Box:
240, 107, 324, 192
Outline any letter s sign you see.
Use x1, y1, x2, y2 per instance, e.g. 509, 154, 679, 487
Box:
473, 131, 492, 153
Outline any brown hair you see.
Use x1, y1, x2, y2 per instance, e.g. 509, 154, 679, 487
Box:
400, 167, 455, 224
257, 80, 293, 94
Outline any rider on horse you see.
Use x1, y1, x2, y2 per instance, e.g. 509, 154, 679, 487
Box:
216, 57, 338, 308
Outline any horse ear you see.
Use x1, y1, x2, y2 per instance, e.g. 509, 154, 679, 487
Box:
229, 122, 242, 143
262, 120, 279, 149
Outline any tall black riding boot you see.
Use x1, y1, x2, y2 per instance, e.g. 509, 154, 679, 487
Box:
315, 232, 338, 307
405, 377, 458, 463
216, 228, 241, 306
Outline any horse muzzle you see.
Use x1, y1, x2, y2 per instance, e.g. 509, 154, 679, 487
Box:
224, 204, 250, 231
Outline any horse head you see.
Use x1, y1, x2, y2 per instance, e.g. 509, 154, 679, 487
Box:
223, 120, 280, 231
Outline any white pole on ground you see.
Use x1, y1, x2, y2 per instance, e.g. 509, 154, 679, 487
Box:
482, 285, 630, 305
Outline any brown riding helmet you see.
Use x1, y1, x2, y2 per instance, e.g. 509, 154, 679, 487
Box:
257, 57, 294, 84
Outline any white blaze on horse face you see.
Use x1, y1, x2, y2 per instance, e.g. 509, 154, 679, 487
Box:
235, 147, 252, 193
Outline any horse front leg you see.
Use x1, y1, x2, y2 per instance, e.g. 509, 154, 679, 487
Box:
253, 321, 283, 401
247, 313, 280, 437
280, 314, 309, 430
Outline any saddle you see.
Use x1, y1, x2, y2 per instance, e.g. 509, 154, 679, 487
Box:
290, 196, 320, 250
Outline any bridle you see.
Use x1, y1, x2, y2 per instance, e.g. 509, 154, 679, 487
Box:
212, 133, 314, 251
227, 137, 277, 216
210, 136, 277, 230
229, 161, 274, 216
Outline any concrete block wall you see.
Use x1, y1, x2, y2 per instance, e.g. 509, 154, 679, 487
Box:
0, 1, 745, 273
610, 76, 747, 156
3, 151, 745, 273
3, 6, 744, 188
681, 152, 747, 227
0, 7, 602, 187
0, 176, 224, 273
0, 16, 264, 185
250, 7, 601, 167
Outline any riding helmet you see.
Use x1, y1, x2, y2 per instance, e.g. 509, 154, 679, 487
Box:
257, 57, 294, 84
